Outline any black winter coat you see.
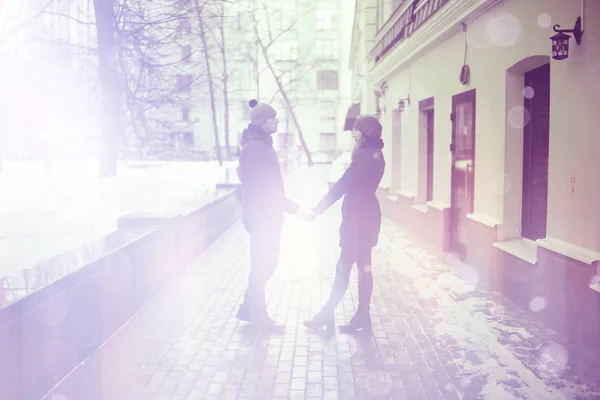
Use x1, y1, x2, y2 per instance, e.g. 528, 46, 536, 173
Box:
238, 124, 298, 232
313, 145, 385, 249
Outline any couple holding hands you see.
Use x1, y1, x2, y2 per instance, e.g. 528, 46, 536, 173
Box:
236, 99, 385, 333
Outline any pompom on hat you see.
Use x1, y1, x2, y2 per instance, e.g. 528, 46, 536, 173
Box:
248, 99, 277, 125
353, 115, 382, 139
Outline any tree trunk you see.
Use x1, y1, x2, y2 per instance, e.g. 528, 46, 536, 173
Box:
256, 39, 313, 166
94, 0, 122, 177
197, 4, 222, 166
219, 14, 231, 159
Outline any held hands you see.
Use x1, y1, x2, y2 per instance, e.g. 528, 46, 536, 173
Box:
297, 206, 316, 222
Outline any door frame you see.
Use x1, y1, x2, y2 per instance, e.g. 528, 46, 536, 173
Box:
449, 89, 476, 258
419, 97, 435, 203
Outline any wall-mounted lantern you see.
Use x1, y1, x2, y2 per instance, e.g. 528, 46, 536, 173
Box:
550, 16, 583, 60
398, 95, 410, 112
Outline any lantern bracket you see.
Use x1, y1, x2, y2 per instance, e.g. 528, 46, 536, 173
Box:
553, 17, 583, 45
398, 95, 410, 112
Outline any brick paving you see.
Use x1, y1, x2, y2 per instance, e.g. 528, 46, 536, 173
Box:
45, 167, 600, 400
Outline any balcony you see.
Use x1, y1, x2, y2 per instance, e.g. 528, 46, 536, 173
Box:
369, 0, 450, 63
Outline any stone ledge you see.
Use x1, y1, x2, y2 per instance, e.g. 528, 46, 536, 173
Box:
493, 238, 538, 265
0, 188, 242, 400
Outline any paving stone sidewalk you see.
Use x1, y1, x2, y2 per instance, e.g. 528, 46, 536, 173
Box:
46, 167, 600, 400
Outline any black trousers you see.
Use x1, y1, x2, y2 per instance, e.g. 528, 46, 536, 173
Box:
322, 246, 373, 313
242, 223, 282, 317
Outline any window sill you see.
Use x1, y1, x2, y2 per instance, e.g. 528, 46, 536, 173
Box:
397, 190, 417, 201
590, 282, 600, 294
466, 212, 502, 228
493, 238, 538, 265
536, 237, 600, 266
411, 203, 428, 214
426, 200, 449, 211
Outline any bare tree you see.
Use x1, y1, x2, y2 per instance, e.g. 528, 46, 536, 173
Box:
114, 0, 210, 161
251, 5, 315, 166
211, 4, 232, 160
194, 0, 223, 166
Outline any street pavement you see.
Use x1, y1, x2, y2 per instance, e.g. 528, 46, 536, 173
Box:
45, 166, 600, 400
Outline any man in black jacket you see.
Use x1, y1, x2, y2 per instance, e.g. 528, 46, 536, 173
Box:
236, 99, 302, 326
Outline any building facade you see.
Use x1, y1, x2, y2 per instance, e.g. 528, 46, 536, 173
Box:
192, 0, 355, 162
351, 0, 600, 345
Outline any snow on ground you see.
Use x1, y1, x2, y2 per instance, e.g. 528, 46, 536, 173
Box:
380, 234, 600, 400
0, 160, 238, 278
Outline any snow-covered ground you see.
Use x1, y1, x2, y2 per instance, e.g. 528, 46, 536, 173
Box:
0, 160, 238, 278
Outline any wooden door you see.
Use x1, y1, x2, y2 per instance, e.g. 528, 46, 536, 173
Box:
522, 63, 550, 240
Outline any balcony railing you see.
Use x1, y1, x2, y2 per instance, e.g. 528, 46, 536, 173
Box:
369, 0, 450, 63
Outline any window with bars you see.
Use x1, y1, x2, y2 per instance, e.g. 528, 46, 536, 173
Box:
181, 45, 191, 63
281, 72, 297, 91
316, 10, 333, 30
235, 68, 254, 91
317, 70, 338, 90
177, 18, 191, 35
320, 132, 337, 152
234, 41, 253, 61
176, 74, 193, 92
280, 41, 298, 60
320, 101, 337, 123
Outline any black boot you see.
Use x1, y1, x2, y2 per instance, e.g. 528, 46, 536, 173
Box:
303, 309, 335, 330
339, 309, 371, 333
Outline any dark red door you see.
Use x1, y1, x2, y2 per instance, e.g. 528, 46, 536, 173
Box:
522, 64, 550, 241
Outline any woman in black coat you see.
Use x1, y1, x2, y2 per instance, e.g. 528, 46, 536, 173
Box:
303, 115, 385, 332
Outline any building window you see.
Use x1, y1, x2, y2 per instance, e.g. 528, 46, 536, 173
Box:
393, 0, 405, 10
270, 10, 283, 32
235, 41, 252, 61
320, 100, 337, 132
181, 45, 191, 63
277, 132, 295, 151
177, 18, 191, 35
320, 100, 336, 119
316, 10, 333, 30
235, 68, 254, 91
315, 40, 339, 59
281, 72, 297, 91
317, 70, 338, 91
280, 41, 298, 60
320, 132, 336, 152
240, 100, 251, 120
182, 107, 190, 121
176, 74, 193, 92
180, 131, 194, 148
376, 0, 384, 31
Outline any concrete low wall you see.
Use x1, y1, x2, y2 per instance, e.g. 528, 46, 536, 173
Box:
0, 189, 242, 400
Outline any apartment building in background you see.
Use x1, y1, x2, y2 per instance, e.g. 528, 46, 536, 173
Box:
188, 0, 356, 162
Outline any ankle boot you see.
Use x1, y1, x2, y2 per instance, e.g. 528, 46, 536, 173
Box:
339, 309, 371, 333
303, 309, 334, 330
